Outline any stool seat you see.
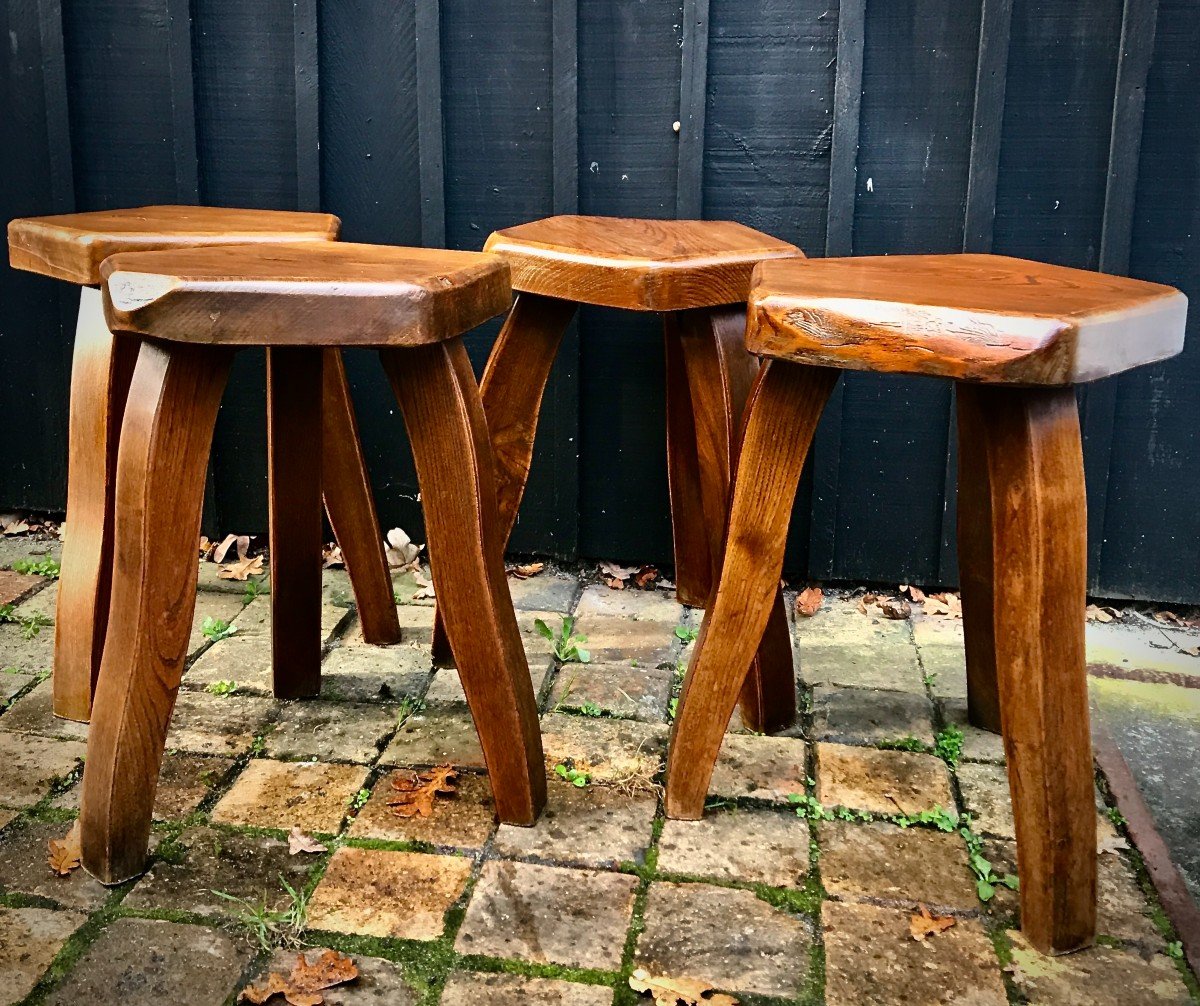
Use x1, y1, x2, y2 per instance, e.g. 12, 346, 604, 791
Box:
748, 253, 1187, 384
484, 214, 800, 311
101, 242, 512, 346
8, 205, 339, 285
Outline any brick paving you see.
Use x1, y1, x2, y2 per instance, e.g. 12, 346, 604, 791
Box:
0, 546, 1195, 1005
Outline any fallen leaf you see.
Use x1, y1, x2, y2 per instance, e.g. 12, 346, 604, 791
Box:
47, 822, 81, 876
924, 592, 963, 618
629, 968, 739, 1006
213, 533, 251, 564
657, 577, 676, 591
1098, 832, 1129, 856
1086, 604, 1114, 623
634, 565, 659, 588
508, 561, 545, 579
795, 586, 823, 617
878, 597, 912, 620
322, 544, 344, 568
2, 520, 31, 536
900, 584, 927, 603
240, 950, 358, 1006
410, 568, 435, 600
599, 561, 638, 589
199, 536, 215, 559
387, 765, 458, 818
909, 904, 956, 941
384, 527, 422, 569
288, 826, 327, 855
218, 554, 264, 581
1182, 645, 1200, 658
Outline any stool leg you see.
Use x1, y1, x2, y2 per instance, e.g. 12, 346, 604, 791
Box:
674, 306, 796, 734
321, 349, 402, 645
664, 316, 713, 606
430, 293, 577, 666
80, 341, 232, 884
267, 347, 325, 699
53, 288, 139, 721
955, 388, 1003, 732
381, 338, 546, 825
666, 361, 837, 819
955, 382, 1095, 955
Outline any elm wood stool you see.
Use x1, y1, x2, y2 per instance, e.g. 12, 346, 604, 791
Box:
430, 214, 804, 733
6, 206, 402, 723
78, 241, 545, 883
664, 253, 1188, 955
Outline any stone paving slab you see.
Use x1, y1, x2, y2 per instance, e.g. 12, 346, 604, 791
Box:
53, 752, 235, 820
635, 881, 811, 998
539, 713, 665, 790
0, 819, 110, 910
456, 860, 638, 970
318, 642, 432, 703
441, 971, 613, 1006
957, 760, 1016, 838
423, 657, 554, 708
492, 779, 657, 868
380, 707, 486, 769
182, 634, 274, 694
570, 617, 678, 665
11, 579, 56, 621
0, 680, 88, 742
196, 558, 266, 594
938, 697, 1007, 763
822, 900, 1007, 1006
265, 699, 399, 763
0, 624, 53, 676
0, 732, 85, 808
657, 808, 810, 888
188, 591, 247, 655
707, 733, 808, 804
250, 947, 420, 1005
308, 846, 472, 940
165, 689, 276, 757
0, 569, 44, 606
809, 685, 936, 746
42, 917, 254, 1006
506, 570, 580, 614
815, 741, 955, 816
0, 669, 34, 706
211, 759, 368, 833
573, 584, 683, 624
547, 661, 672, 722
0, 905, 86, 1005
349, 769, 496, 850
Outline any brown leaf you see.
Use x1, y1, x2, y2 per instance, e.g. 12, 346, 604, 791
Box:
899, 584, 927, 603
1086, 604, 1113, 623
199, 536, 215, 559
410, 568, 436, 600
2, 519, 31, 536
909, 904, 956, 941
385, 527, 422, 569
47, 822, 81, 876
924, 592, 963, 618
322, 544, 345, 568
218, 554, 264, 581
508, 561, 545, 579
212, 533, 250, 564
239, 950, 359, 1006
1182, 645, 1200, 658
1153, 609, 1183, 626
288, 826, 327, 855
387, 765, 458, 819
599, 561, 638, 590
795, 586, 823, 618
878, 597, 912, 620
634, 565, 659, 588
629, 968, 739, 1006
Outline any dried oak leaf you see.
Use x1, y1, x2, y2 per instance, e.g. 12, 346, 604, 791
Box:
909, 904, 956, 941
1086, 604, 1116, 623
239, 950, 358, 1006
212, 533, 251, 564
47, 822, 81, 876
878, 597, 912, 620
384, 527, 422, 569
218, 554, 265, 581
387, 765, 458, 818
508, 561, 545, 579
924, 592, 962, 618
629, 968, 739, 1006
634, 565, 659, 588
795, 586, 823, 618
599, 561, 638, 590
288, 826, 327, 855
899, 584, 927, 603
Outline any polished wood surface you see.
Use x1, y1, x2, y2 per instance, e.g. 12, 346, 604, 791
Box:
748, 254, 1187, 384
321, 350, 402, 646
8, 205, 339, 285
267, 347, 325, 700
673, 305, 796, 733
484, 215, 801, 311
80, 341, 233, 884
431, 292, 578, 666
101, 242, 512, 346
665, 360, 838, 818
956, 382, 1096, 954
52, 289, 139, 722
381, 339, 545, 825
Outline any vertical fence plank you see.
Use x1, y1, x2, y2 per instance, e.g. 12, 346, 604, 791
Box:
416, 0, 446, 247
676, 0, 710, 218
294, 0, 320, 211
553, 0, 579, 216
37, 0, 75, 213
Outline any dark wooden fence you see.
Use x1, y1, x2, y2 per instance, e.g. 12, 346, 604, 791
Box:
1, 0, 1197, 601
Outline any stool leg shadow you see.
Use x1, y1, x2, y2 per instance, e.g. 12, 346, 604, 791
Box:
665, 360, 837, 819
53, 288, 139, 722
673, 305, 795, 734
430, 293, 577, 667
321, 349, 402, 645
956, 382, 1096, 955
80, 341, 233, 884
382, 338, 547, 825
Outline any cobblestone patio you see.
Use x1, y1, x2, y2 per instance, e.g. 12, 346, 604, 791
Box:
0, 538, 1196, 1005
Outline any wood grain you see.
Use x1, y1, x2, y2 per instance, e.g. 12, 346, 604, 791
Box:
955, 381, 1096, 955
80, 340, 232, 884
431, 292, 577, 666
674, 305, 797, 733
321, 349, 402, 646
748, 254, 1187, 384
52, 288, 139, 721
485, 215, 800, 311
381, 339, 546, 825
7, 205, 339, 285
101, 242, 512, 347
267, 347, 325, 700
665, 361, 838, 819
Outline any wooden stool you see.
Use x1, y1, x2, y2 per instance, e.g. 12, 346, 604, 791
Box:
78, 241, 545, 883
6, 207, 402, 722
665, 253, 1188, 954
430, 214, 805, 733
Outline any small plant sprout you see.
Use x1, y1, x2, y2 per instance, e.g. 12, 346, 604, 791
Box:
351, 787, 371, 811
205, 680, 238, 697
0, 605, 51, 640
555, 762, 591, 787
213, 873, 311, 951
243, 579, 263, 602
535, 615, 590, 663
12, 557, 61, 578
201, 616, 237, 642
933, 724, 965, 767
578, 701, 603, 718
674, 625, 698, 643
